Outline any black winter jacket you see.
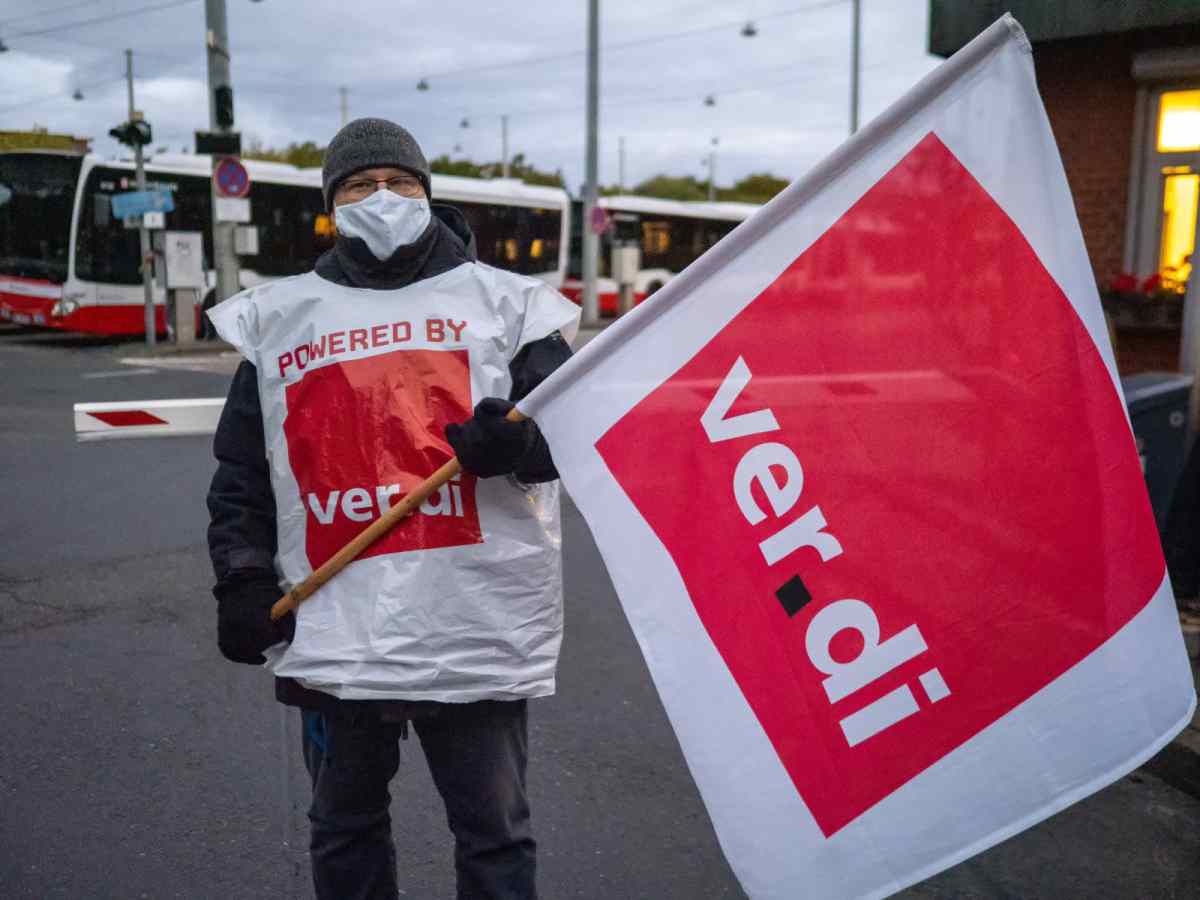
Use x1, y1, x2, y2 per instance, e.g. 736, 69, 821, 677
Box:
206, 203, 573, 712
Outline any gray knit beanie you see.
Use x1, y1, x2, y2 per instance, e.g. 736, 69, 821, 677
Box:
322, 117, 432, 210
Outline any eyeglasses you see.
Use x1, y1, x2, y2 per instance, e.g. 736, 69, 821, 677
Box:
336, 174, 424, 202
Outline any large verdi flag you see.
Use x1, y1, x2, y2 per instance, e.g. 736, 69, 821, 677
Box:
519, 15, 1196, 900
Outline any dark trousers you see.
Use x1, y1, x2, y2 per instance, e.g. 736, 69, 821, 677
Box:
301, 700, 536, 900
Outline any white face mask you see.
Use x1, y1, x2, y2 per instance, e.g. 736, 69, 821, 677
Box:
334, 189, 432, 259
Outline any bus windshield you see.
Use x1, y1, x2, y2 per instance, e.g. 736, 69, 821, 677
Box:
0, 153, 82, 283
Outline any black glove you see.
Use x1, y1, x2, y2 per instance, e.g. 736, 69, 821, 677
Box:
215, 572, 295, 665
445, 397, 533, 478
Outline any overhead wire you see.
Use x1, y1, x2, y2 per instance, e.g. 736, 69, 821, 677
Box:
0, 0, 931, 171
166, 0, 847, 102
5, 0, 849, 107
0, 74, 129, 117
217, 0, 851, 112
0, 0, 106, 28
0, 48, 201, 116
5, 0, 200, 41
408, 0, 846, 86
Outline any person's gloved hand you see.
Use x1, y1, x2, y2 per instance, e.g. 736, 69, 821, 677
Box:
215, 572, 295, 665
445, 397, 532, 478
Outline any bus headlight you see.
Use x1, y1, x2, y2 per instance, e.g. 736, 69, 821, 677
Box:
52, 296, 81, 317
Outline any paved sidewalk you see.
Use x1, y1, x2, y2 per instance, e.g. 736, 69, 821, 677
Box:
1176, 612, 1200, 755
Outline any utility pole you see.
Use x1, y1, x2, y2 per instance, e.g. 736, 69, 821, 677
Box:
126, 49, 155, 347
581, 0, 600, 326
501, 114, 510, 179
618, 136, 625, 192
205, 0, 239, 307
707, 137, 718, 202
339, 86, 348, 126
849, 0, 861, 134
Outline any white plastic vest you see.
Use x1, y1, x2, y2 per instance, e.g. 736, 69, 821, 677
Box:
208, 263, 581, 702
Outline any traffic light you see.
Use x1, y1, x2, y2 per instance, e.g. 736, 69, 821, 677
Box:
108, 119, 153, 147
215, 85, 234, 129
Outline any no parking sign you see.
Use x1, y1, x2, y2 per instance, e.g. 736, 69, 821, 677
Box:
213, 157, 250, 199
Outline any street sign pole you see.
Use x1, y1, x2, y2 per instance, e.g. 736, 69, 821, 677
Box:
205, 0, 240, 310
581, 0, 600, 327
126, 49, 155, 348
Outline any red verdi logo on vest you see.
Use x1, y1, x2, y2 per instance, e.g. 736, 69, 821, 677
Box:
595, 134, 1165, 836
284, 347, 482, 568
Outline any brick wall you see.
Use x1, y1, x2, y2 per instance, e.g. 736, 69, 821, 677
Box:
1033, 36, 1137, 287
1032, 29, 1200, 374
1114, 328, 1183, 374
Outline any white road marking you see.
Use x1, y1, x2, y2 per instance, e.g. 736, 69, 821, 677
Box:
117, 354, 241, 375
82, 368, 156, 379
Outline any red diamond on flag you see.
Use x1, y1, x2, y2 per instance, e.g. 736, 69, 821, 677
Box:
595, 132, 1164, 836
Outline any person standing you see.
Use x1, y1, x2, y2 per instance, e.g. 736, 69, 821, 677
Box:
205, 117, 578, 900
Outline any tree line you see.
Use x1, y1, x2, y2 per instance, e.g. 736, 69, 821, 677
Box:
244, 141, 789, 205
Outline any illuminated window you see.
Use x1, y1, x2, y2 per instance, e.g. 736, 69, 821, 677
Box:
1159, 167, 1197, 289
1157, 90, 1200, 152
643, 221, 670, 255
530, 238, 543, 259
504, 238, 519, 262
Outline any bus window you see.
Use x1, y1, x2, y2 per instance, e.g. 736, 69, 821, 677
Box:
168, 174, 215, 262
76, 167, 212, 285
77, 166, 149, 285
642, 220, 671, 264
527, 207, 562, 276
0, 153, 82, 283
246, 181, 327, 277
452, 200, 561, 276
253, 182, 329, 275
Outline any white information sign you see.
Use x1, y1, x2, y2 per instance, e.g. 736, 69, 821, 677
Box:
162, 231, 205, 289
214, 196, 251, 223
234, 225, 259, 255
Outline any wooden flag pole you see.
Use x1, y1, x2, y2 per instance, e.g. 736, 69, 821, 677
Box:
270, 408, 527, 622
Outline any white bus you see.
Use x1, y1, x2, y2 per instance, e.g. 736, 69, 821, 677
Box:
0, 149, 571, 335
562, 194, 760, 315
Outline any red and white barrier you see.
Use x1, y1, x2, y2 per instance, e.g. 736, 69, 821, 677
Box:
73, 398, 224, 441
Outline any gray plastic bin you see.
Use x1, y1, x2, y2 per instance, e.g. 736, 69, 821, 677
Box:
1120, 372, 1194, 530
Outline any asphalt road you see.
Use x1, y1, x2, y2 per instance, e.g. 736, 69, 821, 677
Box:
2, 325, 1199, 900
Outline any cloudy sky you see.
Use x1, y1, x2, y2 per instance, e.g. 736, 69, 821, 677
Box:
0, 0, 944, 193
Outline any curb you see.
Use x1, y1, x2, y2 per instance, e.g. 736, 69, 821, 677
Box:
120, 338, 236, 358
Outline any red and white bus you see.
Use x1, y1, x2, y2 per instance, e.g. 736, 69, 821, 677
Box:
0, 149, 570, 335
562, 194, 761, 315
